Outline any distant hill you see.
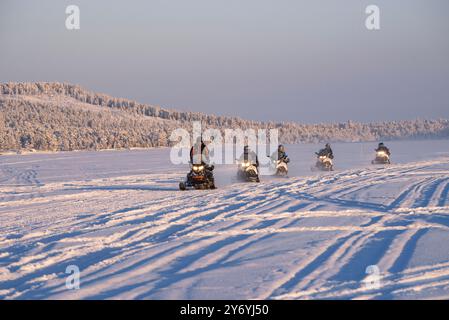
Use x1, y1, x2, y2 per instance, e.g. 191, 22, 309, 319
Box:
1, 82, 448, 151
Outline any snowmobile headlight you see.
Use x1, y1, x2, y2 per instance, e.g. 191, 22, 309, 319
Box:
241, 162, 250, 167
193, 165, 204, 171
377, 151, 386, 156
319, 156, 326, 160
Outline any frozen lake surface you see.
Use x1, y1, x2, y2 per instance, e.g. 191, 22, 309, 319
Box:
1, 139, 449, 299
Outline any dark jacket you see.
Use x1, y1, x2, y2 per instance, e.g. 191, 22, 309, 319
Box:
190, 141, 209, 164
317, 147, 334, 159
375, 146, 390, 155
240, 150, 259, 167
272, 150, 289, 163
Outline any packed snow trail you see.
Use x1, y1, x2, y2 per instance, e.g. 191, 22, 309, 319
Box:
1, 142, 449, 299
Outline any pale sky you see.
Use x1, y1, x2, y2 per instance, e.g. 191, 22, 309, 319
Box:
1, 0, 448, 123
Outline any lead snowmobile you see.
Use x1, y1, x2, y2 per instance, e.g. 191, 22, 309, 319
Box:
179, 163, 216, 190
180, 138, 216, 190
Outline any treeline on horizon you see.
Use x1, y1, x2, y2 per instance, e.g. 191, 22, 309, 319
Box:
1, 82, 448, 152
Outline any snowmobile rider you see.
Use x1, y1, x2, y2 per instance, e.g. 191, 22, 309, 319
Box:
190, 137, 214, 171
239, 145, 259, 167
375, 142, 391, 156
317, 143, 334, 159
271, 144, 290, 163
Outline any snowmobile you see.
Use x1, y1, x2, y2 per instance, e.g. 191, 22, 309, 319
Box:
313, 155, 334, 171
179, 163, 216, 190
237, 160, 260, 182
371, 150, 391, 165
269, 156, 289, 176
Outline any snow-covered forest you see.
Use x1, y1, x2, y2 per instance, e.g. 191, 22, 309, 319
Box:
1, 82, 448, 152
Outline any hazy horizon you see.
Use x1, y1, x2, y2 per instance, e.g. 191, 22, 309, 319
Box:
1, 0, 448, 123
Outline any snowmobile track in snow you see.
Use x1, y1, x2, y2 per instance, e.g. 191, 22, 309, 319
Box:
1, 152, 449, 299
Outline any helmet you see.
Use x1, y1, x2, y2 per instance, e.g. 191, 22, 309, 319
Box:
325, 143, 330, 148
278, 145, 285, 152
244, 145, 249, 152
379, 142, 384, 146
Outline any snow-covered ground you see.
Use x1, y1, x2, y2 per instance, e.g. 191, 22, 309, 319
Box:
1, 140, 449, 299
